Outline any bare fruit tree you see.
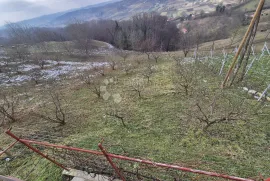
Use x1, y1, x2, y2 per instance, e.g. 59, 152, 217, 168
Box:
62, 41, 74, 55
142, 64, 156, 83
173, 63, 198, 96
32, 54, 46, 69
145, 52, 152, 60
51, 54, 62, 66
7, 46, 30, 62
81, 74, 102, 98
122, 63, 133, 75
129, 77, 145, 98
151, 53, 161, 63
117, 50, 129, 61
93, 65, 106, 77
186, 91, 250, 131
169, 53, 183, 65
105, 108, 127, 127
37, 42, 50, 54
179, 32, 194, 57
33, 91, 67, 125
30, 68, 44, 85
109, 60, 117, 70
0, 90, 20, 126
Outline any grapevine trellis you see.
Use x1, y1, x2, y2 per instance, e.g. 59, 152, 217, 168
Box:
221, 0, 266, 88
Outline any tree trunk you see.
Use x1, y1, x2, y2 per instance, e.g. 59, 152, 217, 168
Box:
184, 51, 188, 57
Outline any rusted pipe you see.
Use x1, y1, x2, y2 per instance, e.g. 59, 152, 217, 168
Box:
0, 140, 18, 157
98, 143, 126, 181
5, 129, 69, 171
19, 139, 103, 155
15, 138, 255, 181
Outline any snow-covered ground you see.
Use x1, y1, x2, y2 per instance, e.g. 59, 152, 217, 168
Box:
0, 48, 7, 59
105, 43, 114, 49
90, 43, 115, 55
0, 59, 108, 86
0, 42, 115, 87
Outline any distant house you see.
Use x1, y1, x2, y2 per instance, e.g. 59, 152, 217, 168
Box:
182, 28, 188, 34
186, 8, 194, 12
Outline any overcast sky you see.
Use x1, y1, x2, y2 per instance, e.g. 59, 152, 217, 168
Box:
0, 0, 111, 26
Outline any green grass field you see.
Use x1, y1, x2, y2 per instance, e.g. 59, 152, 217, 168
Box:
1, 47, 269, 180
2, 0, 270, 180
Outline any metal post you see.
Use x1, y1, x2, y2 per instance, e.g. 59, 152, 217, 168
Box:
258, 84, 270, 101
7, 132, 257, 181
98, 143, 126, 181
5, 129, 69, 171
219, 50, 228, 76
245, 56, 257, 76
264, 42, 270, 55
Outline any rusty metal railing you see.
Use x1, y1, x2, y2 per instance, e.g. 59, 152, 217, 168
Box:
3, 129, 268, 181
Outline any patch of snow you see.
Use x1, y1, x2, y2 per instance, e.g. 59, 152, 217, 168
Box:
11, 75, 31, 82
0, 56, 8, 59
0, 60, 108, 86
44, 60, 58, 65
0, 73, 7, 79
105, 43, 114, 49
41, 69, 63, 79
0, 61, 5, 66
0, 74, 31, 86
19, 64, 39, 72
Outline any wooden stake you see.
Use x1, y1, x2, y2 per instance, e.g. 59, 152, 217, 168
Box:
221, 0, 265, 88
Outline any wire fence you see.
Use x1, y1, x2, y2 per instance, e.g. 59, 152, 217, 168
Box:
0, 129, 260, 181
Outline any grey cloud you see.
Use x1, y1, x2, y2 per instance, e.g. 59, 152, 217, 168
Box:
0, 1, 32, 12
0, 0, 110, 26
0, 0, 48, 14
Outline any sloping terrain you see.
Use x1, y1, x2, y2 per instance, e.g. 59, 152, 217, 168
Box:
2, 0, 121, 28
233, 0, 270, 11
0, 39, 269, 180
0, 1, 269, 180
14, 0, 239, 27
